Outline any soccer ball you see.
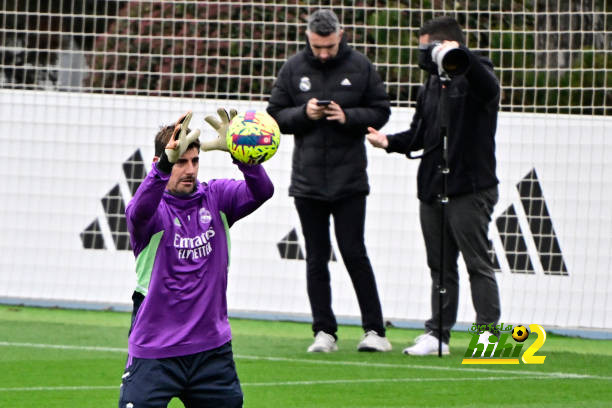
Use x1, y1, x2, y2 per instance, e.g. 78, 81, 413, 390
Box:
512, 325, 530, 342
226, 110, 280, 164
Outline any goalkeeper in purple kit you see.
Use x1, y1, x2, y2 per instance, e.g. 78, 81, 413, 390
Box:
118, 109, 274, 408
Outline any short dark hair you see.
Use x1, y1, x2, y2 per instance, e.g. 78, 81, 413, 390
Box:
419, 16, 465, 44
307, 9, 340, 36
154, 124, 200, 157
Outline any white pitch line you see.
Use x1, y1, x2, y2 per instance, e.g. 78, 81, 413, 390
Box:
234, 354, 612, 380
241, 375, 562, 387
0, 341, 125, 353
2, 341, 611, 381
0, 385, 118, 392
0, 375, 558, 392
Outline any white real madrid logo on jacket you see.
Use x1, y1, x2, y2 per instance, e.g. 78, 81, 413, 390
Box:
299, 76, 311, 92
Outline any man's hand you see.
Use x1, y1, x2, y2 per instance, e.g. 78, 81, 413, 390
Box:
165, 111, 201, 163
201, 108, 238, 152
323, 101, 346, 124
306, 98, 327, 120
366, 126, 388, 149
306, 99, 346, 124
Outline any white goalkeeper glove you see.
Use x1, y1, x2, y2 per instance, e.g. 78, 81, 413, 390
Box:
165, 111, 201, 163
200, 108, 238, 152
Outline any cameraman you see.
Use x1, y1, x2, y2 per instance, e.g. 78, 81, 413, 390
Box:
367, 16, 501, 356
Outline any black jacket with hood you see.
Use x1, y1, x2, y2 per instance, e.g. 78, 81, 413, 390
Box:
267, 37, 390, 201
386, 46, 500, 204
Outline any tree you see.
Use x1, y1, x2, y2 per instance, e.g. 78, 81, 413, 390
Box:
0, 0, 124, 89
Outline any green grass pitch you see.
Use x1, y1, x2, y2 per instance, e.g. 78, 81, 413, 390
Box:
0, 305, 610, 407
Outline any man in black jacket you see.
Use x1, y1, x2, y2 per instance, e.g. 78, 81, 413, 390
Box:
367, 16, 501, 356
267, 9, 392, 353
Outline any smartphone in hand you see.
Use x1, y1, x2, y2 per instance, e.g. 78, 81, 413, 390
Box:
316, 100, 331, 106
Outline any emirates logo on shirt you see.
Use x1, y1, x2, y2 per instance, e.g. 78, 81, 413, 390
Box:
174, 228, 216, 260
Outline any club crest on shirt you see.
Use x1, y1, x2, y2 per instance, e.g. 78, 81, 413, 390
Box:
299, 76, 311, 92
199, 208, 212, 224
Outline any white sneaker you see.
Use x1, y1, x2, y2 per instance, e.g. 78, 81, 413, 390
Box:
307, 331, 338, 352
403, 332, 449, 356
357, 330, 392, 352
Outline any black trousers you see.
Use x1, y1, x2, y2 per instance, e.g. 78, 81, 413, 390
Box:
294, 195, 385, 337
118, 342, 242, 408
420, 186, 501, 344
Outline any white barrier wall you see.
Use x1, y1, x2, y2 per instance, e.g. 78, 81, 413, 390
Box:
0, 90, 610, 330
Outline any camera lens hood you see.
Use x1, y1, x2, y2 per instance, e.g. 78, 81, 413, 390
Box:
432, 44, 470, 76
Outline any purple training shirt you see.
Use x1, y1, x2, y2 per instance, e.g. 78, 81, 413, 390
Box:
125, 161, 273, 359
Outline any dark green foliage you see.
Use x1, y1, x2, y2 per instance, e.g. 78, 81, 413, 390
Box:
0, 1, 609, 114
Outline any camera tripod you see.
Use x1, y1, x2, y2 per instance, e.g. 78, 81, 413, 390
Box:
437, 73, 451, 357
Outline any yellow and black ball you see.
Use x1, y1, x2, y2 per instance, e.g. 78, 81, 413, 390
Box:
512, 325, 529, 342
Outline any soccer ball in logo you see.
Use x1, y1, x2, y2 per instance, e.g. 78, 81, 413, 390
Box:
512, 325, 530, 342
226, 110, 281, 165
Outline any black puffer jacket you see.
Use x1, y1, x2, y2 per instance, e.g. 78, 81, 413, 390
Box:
267, 37, 390, 201
386, 47, 500, 204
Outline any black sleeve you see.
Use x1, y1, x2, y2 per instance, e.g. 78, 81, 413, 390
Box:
463, 47, 500, 104
386, 86, 424, 154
